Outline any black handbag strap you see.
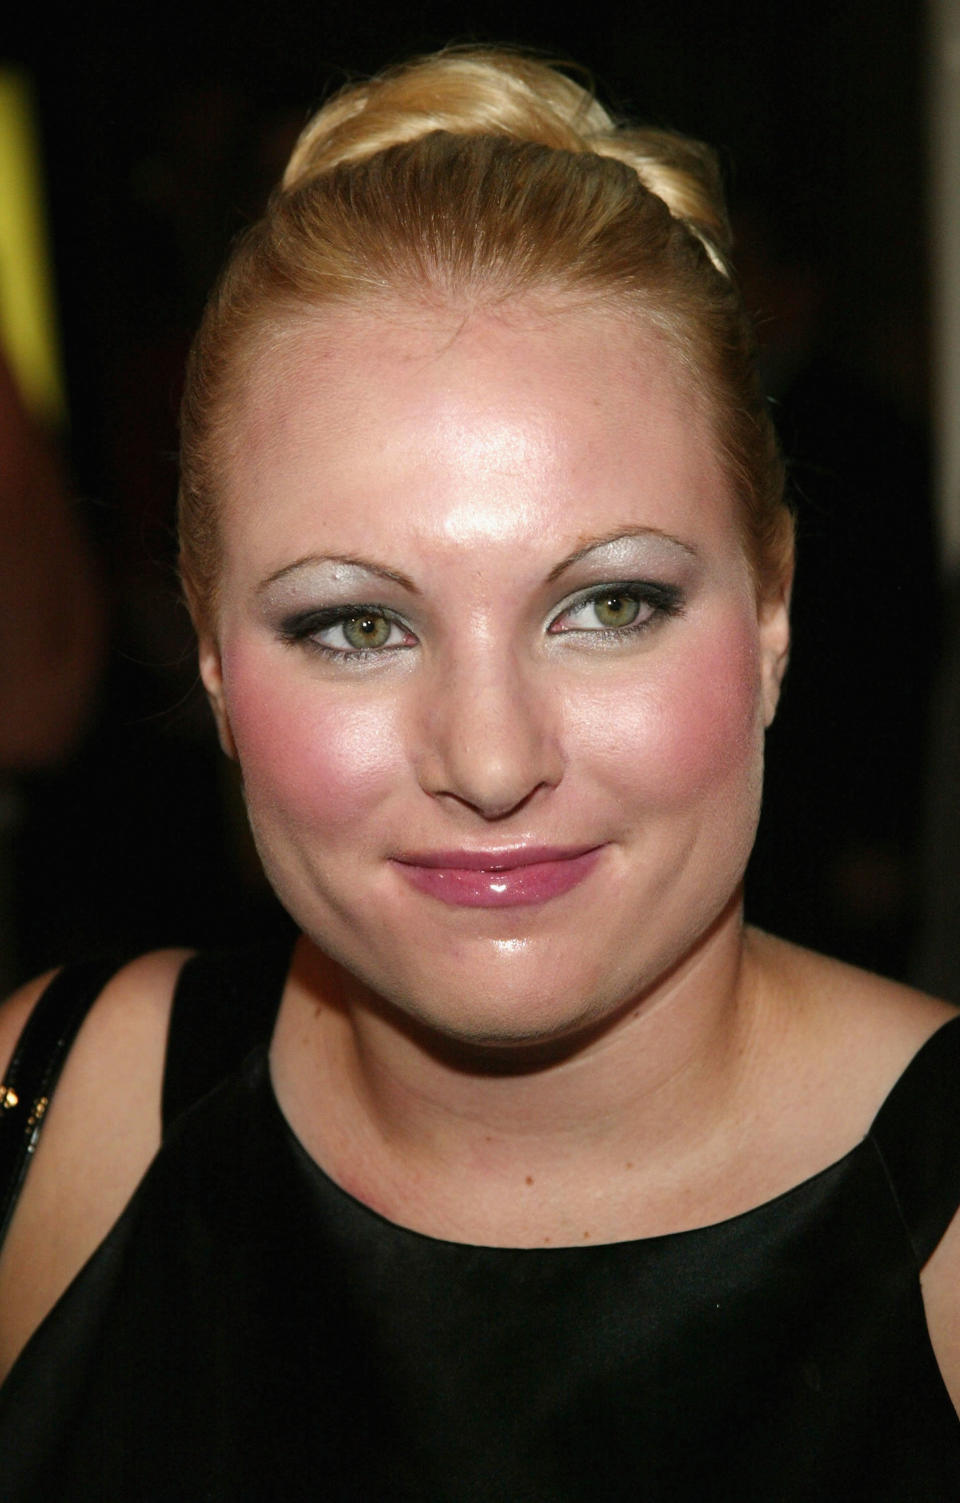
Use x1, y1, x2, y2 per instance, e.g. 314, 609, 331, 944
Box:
0, 957, 126, 1249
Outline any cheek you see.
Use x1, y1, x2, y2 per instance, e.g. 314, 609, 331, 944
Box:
657, 629, 762, 798
220, 644, 405, 842
570, 618, 763, 807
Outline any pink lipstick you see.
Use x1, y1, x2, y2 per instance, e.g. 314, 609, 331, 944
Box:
391, 845, 602, 908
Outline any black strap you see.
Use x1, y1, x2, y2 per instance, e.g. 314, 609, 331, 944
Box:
0, 956, 128, 1249
161, 942, 293, 1134
869, 1013, 960, 1265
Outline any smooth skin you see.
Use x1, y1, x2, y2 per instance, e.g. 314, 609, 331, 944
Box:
1, 300, 958, 1396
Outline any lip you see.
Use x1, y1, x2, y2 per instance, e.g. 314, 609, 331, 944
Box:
390, 845, 604, 908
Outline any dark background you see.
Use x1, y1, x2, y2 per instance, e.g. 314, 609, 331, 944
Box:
2, 0, 941, 983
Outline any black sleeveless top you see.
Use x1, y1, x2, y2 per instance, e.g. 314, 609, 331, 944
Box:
3, 948, 960, 1500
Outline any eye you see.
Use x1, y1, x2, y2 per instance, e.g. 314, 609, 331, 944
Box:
279, 606, 414, 658
550, 581, 683, 637
574, 591, 645, 630
338, 612, 397, 650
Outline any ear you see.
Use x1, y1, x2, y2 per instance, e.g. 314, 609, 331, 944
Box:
758, 573, 792, 728
182, 562, 239, 761
197, 632, 238, 760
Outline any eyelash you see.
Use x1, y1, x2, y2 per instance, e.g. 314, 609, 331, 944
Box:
278, 605, 414, 661
278, 581, 685, 662
548, 581, 685, 640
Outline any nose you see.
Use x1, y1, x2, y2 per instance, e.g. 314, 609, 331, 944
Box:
414, 651, 564, 819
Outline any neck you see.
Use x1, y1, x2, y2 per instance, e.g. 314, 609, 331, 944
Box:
269, 899, 779, 1244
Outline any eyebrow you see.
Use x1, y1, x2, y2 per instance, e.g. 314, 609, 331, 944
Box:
258, 529, 696, 597
257, 553, 420, 595
544, 527, 698, 583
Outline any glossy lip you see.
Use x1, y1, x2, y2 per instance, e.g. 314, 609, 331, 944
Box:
390, 844, 604, 908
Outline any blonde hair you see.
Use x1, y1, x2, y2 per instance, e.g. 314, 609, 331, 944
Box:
179, 48, 791, 619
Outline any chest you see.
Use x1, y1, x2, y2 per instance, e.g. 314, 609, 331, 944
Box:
4, 1069, 960, 1501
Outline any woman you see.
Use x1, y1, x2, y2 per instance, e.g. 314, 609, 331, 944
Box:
1, 47, 958, 1498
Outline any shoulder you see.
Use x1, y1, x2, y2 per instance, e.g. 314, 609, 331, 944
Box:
749, 930, 960, 1414
747, 929, 958, 1107
740, 931, 957, 1214
0, 949, 192, 1381
0, 949, 192, 1089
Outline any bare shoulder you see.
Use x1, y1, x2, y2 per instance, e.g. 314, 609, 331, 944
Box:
0, 948, 193, 1381
748, 927, 958, 1100
740, 930, 956, 1199
748, 930, 960, 1413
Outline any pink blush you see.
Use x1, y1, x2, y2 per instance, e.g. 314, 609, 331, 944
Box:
653, 630, 761, 794
222, 646, 405, 839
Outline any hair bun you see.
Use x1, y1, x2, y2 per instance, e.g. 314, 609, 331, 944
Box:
282, 49, 731, 268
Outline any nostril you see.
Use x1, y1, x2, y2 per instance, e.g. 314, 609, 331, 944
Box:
436, 779, 552, 822
415, 680, 564, 817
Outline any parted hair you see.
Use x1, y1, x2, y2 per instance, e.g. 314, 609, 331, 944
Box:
179, 48, 792, 620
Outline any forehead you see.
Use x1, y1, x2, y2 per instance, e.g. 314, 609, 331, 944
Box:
221, 300, 735, 575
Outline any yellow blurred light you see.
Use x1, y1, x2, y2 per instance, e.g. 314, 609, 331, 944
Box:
0, 68, 65, 424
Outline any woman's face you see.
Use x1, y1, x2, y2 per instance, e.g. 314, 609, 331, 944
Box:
201, 302, 789, 1045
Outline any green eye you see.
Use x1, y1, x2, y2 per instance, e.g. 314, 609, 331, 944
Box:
592, 593, 641, 628
342, 613, 393, 649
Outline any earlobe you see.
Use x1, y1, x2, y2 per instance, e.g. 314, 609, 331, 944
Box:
759, 582, 792, 728
197, 635, 238, 760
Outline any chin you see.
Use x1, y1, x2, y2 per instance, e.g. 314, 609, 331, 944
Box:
317, 918, 686, 1064
372, 970, 640, 1067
